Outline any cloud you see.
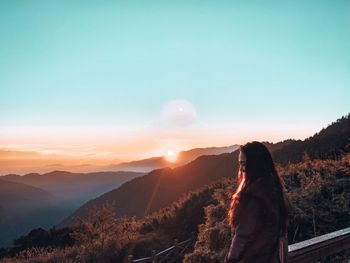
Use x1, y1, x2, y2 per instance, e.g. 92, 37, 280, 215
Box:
162, 99, 197, 126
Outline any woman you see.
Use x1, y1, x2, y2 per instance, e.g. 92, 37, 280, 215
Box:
225, 142, 289, 263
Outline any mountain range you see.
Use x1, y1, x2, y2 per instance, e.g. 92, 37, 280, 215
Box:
60, 114, 350, 227
103, 145, 240, 172
0, 144, 239, 246
1, 114, 349, 246
2, 170, 144, 205
60, 152, 238, 227
0, 171, 143, 246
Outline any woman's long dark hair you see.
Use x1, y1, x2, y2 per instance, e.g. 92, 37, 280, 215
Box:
228, 141, 289, 237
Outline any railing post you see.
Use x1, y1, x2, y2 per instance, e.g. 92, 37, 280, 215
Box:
152, 249, 157, 263
174, 238, 179, 260
127, 255, 133, 263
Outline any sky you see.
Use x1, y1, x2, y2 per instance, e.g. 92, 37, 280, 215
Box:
1, 0, 349, 174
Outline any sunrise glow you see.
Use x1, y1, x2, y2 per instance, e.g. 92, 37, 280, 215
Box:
165, 149, 177, 163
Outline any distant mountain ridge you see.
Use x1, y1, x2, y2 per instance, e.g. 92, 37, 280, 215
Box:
1, 170, 145, 203
104, 145, 240, 172
0, 171, 144, 246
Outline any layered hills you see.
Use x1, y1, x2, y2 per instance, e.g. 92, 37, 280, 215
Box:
0, 171, 144, 246
60, 114, 350, 227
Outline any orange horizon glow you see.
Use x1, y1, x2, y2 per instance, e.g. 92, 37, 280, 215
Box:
0, 121, 323, 175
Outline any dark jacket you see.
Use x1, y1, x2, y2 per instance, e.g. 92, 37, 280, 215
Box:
225, 177, 288, 263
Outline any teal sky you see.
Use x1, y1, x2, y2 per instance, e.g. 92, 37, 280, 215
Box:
0, 0, 349, 163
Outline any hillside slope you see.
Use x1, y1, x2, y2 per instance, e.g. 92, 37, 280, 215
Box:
60, 152, 239, 226
273, 114, 350, 165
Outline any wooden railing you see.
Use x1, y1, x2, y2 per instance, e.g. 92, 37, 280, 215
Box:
128, 236, 194, 263
288, 226, 350, 262
129, 227, 350, 263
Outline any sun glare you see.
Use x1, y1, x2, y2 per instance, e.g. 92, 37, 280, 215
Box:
165, 149, 177, 162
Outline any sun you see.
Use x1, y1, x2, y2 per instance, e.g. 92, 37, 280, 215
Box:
165, 149, 177, 162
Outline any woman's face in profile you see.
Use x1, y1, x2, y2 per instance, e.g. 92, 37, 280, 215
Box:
238, 150, 247, 173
